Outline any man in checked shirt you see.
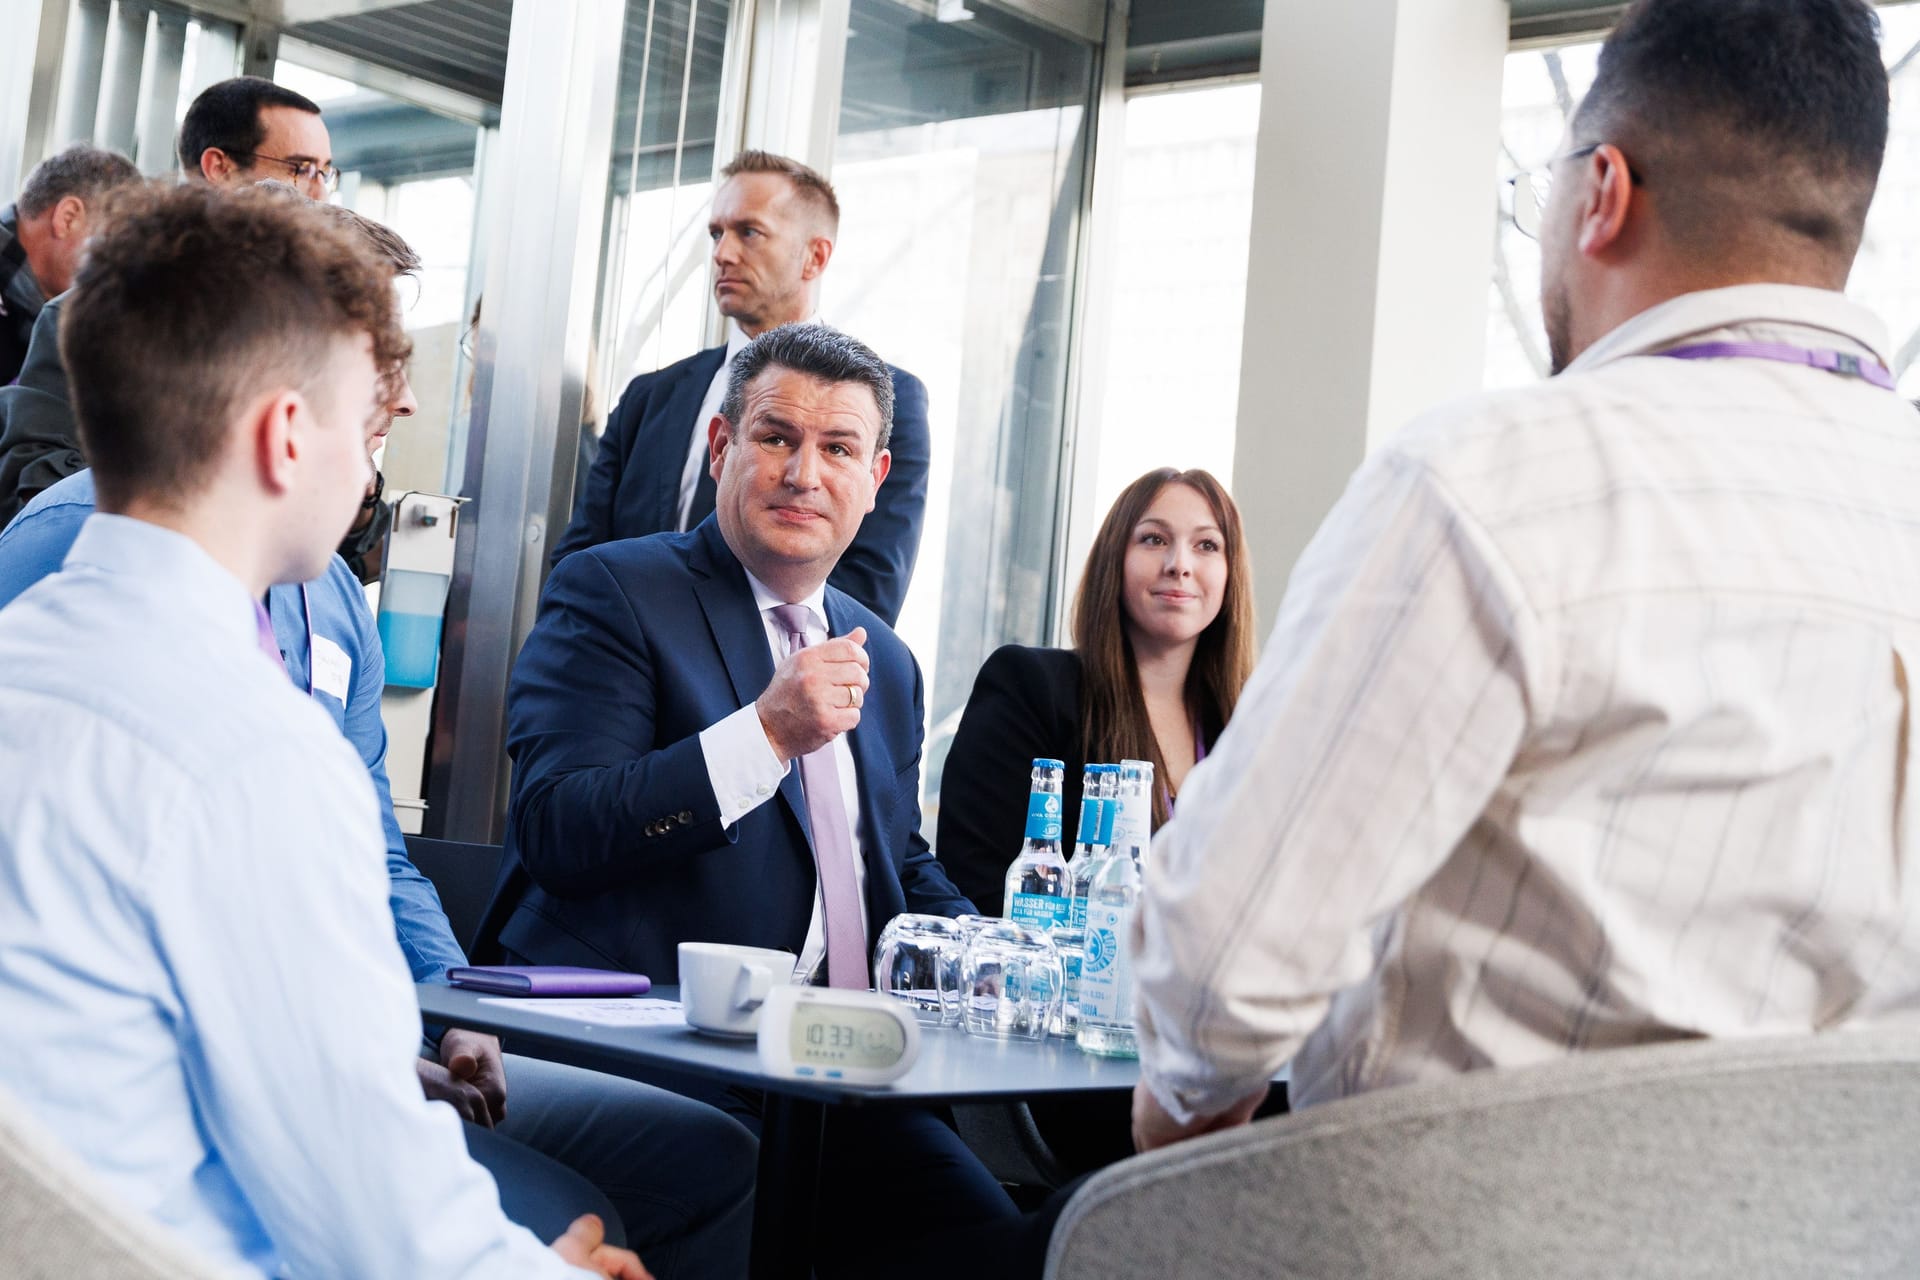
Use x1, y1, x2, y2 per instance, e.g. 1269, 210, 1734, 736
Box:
1132, 0, 1920, 1149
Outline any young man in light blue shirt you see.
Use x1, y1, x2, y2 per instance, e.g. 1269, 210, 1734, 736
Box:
0, 195, 755, 1279
0, 182, 657, 1278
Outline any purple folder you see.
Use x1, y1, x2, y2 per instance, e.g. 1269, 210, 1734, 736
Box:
446, 966, 652, 997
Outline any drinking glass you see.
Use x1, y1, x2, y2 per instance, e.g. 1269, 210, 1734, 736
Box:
1046, 925, 1086, 1038
961, 920, 1063, 1040
872, 914, 964, 1025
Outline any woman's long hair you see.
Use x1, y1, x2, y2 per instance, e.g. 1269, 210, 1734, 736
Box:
1072, 468, 1255, 829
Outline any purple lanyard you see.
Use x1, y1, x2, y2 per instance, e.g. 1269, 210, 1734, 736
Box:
1659, 341, 1897, 391
1161, 712, 1209, 817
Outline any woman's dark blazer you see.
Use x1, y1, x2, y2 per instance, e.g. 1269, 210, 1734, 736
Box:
936, 645, 1089, 913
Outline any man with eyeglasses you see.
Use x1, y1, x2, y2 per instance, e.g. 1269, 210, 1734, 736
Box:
1127, 0, 1920, 1166
177, 76, 341, 200
0, 79, 341, 522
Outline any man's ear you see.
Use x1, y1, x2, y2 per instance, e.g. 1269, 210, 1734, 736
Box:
51, 195, 86, 240
199, 148, 236, 185
247, 389, 305, 496
1576, 144, 1638, 260
707, 413, 732, 482
802, 233, 834, 282
866, 447, 891, 513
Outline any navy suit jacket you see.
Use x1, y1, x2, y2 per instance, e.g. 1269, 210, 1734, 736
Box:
549, 344, 931, 626
476, 517, 974, 981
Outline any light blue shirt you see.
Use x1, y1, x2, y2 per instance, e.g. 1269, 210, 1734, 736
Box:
0, 470, 466, 983
0, 515, 583, 1278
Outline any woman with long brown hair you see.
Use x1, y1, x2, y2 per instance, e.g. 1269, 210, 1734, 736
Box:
937, 466, 1255, 915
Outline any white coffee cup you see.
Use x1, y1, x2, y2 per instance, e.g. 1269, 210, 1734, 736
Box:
678, 942, 797, 1037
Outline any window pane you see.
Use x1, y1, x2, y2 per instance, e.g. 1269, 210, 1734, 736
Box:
1093, 80, 1260, 516
595, 0, 734, 420
276, 53, 483, 501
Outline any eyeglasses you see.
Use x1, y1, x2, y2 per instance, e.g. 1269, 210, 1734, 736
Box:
229, 151, 341, 194
1505, 142, 1643, 240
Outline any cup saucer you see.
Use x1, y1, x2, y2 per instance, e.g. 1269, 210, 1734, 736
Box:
687, 1022, 758, 1040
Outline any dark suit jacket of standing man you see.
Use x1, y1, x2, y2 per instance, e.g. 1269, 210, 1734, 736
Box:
548, 344, 931, 626
0, 296, 81, 526
477, 516, 975, 980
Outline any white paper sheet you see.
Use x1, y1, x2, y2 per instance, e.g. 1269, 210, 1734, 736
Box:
476, 996, 687, 1028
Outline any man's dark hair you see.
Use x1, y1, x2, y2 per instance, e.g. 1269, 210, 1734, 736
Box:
720, 323, 894, 453
719, 150, 840, 234
60, 183, 410, 510
176, 76, 324, 176
1574, 0, 1887, 265
16, 145, 140, 220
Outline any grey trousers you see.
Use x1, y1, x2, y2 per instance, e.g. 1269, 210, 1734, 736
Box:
461, 1053, 757, 1280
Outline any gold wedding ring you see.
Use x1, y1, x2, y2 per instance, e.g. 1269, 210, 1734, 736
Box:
845, 685, 860, 709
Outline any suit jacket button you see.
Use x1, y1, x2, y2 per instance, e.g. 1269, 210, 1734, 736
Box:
678, 810, 692, 823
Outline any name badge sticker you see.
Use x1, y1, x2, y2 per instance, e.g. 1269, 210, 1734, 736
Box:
311, 633, 354, 703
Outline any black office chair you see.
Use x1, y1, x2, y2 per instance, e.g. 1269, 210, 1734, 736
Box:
401, 835, 504, 955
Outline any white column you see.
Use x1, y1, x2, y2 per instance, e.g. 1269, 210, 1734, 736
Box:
1231, 0, 1509, 635
134, 9, 186, 175
95, 0, 150, 155
184, 20, 241, 111
0, 0, 70, 197
51, 0, 110, 156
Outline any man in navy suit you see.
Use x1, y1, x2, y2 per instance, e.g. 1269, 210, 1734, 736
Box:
550, 150, 928, 626
480, 324, 1024, 1277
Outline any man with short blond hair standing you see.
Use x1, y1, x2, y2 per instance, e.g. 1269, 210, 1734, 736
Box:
552, 150, 930, 625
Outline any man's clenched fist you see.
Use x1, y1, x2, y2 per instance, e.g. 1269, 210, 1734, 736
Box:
757, 626, 870, 761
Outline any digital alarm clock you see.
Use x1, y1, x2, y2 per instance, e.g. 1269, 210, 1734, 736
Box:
755, 985, 922, 1087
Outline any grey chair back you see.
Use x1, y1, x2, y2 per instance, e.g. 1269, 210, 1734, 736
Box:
403, 834, 504, 955
0, 1081, 223, 1279
1047, 1030, 1920, 1280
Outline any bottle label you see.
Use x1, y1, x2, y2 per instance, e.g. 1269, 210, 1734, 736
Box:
1077, 901, 1134, 1023
1024, 792, 1063, 841
1097, 796, 1118, 846
1076, 796, 1102, 844
1111, 796, 1148, 854
1009, 891, 1069, 930
1068, 894, 1088, 929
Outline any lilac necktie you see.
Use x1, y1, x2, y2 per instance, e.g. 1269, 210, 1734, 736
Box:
770, 604, 868, 990
253, 601, 285, 671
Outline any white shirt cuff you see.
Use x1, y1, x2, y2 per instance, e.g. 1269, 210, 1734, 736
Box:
701, 701, 790, 829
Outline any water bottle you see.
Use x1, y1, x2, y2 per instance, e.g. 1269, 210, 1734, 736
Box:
1054, 764, 1112, 1037
1066, 764, 1115, 928
1077, 759, 1155, 1057
1002, 758, 1070, 930
1074, 836, 1143, 1058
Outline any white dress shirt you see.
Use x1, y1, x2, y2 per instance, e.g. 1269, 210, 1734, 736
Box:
1136, 284, 1920, 1122
0, 516, 586, 1278
698, 570, 868, 982
675, 313, 824, 531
